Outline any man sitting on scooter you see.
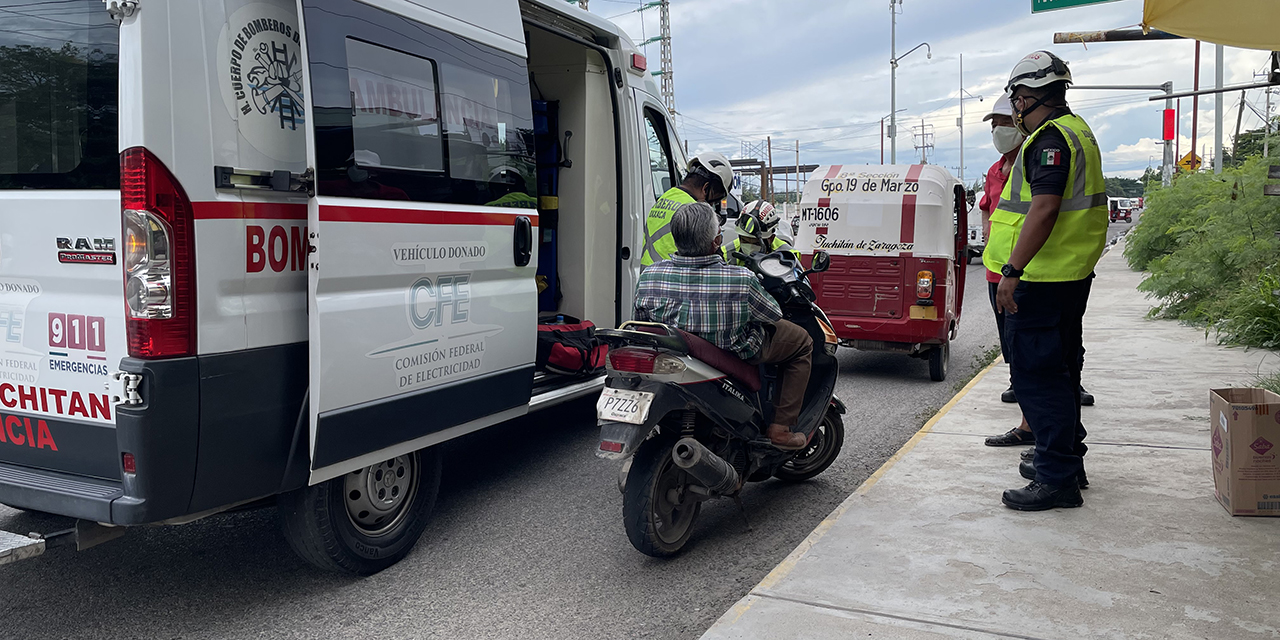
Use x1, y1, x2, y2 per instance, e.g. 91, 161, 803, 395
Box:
634, 201, 812, 450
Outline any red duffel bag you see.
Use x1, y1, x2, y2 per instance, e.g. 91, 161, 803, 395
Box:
536, 315, 607, 376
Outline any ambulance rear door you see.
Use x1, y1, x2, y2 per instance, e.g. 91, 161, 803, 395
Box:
297, 0, 539, 483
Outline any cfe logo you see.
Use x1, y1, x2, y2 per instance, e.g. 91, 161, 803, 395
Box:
1250, 437, 1274, 457
409, 275, 470, 329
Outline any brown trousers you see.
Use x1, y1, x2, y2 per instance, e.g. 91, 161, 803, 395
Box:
748, 320, 813, 428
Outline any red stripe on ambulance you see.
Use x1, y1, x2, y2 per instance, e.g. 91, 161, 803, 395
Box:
318, 205, 537, 226
193, 202, 308, 220
0, 383, 111, 421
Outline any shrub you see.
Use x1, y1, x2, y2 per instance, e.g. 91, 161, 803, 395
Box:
1124, 156, 1280, 348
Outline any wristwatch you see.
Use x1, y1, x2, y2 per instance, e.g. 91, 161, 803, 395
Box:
1000, 263, 1024, 278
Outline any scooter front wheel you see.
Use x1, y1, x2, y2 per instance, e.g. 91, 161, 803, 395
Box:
622, 436, 701, 557
774, 408, 845, 482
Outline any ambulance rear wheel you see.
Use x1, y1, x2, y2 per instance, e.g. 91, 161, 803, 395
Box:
278, 447, 442, 575
928, 343, 949, 382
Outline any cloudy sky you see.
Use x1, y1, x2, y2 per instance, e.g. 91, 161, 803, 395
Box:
599, 0, 1275, 183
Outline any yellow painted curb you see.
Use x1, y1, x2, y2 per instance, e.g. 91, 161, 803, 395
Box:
751, 355, 1004, 595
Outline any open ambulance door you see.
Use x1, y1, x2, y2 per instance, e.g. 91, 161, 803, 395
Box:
297, 0, 539, 484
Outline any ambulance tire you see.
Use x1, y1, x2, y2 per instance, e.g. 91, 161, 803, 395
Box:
278, 447, 442, 575
928, 343, 949, 382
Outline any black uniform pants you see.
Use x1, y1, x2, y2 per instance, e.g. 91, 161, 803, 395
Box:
1004, 276, 1093, 485
991, 280, 1087, 387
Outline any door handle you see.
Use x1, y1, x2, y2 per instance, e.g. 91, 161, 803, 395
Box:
513, 216, 533, 267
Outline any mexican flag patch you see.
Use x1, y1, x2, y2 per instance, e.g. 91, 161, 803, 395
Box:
1040, 148, 1064, 166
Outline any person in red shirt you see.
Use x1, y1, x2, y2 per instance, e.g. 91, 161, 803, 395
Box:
981, 93, 1035, 447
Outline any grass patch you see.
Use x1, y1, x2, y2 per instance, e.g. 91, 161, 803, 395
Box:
951, 343, 1003, 393
1255, 368, 1280, 396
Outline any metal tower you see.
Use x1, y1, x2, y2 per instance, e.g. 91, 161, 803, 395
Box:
657, 0, 674, 114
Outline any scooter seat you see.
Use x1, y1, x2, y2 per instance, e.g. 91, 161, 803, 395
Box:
675, 329, 761, 392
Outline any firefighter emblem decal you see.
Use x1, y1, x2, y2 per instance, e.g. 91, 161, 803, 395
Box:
217, 2, 306, 163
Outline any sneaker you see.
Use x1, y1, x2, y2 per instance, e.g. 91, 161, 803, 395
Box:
984, 427, 1035, 447
1002, 480, 1083, 511
1019, 460, 1089, 489
1001, 386, 1017, 403
1080, 386, 1095, 406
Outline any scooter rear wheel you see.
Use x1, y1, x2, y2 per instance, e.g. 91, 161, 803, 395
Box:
773, 409, 845, 482
622, 436, 701, 557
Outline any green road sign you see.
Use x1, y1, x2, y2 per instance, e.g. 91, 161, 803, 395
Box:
1032, 0, 1122, 13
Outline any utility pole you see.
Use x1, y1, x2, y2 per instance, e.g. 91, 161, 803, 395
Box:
890, 0, 898, 164
1192, 40, 1200, 172
1234, 90, 1246, 165
795, 140, 800, 211
957, 54, 982, 183
765, 136, 774, 204
658, 0, 674, 115
1215, 44, 1224, 174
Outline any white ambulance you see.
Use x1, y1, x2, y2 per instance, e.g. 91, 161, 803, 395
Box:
0, 0, 690, 573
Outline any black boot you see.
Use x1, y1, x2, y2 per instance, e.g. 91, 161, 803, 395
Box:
1079, 386, 1095, 406
1018, 461, 1089, 489
1021, 448, 1034, 462
1001, 385, 1017, 403
1002, 480, 1083, 511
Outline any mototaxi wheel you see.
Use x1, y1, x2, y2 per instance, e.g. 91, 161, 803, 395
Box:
928, 342, 949, 382
774, 408, 845, 483
622, 435, 701, 557
278, 446, 441, 575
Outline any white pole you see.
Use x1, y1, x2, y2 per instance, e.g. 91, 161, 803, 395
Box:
1214, 44, 1224, 173
958, 53, 965, 183
1266, 89, 1272, 159
889, 0, 897, 164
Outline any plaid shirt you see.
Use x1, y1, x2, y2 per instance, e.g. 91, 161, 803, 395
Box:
634, 253, 782, 360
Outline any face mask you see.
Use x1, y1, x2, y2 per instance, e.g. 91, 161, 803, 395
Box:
992, 126, 1025, 154
1012, 93, 1050, 136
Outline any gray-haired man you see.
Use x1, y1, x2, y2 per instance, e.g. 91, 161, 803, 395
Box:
633, 202, 812, 449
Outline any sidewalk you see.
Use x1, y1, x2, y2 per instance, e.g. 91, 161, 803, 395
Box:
701, 239, 1280, 640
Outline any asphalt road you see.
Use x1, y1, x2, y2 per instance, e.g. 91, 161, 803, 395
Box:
0, 217, 1137, 640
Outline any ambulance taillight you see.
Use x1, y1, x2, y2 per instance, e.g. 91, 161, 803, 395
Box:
120, 147, 197, 358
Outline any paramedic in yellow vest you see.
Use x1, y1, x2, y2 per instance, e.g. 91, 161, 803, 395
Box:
721, 200, 801, 266
642, 152, 736, 267
983, 51, 1108, 512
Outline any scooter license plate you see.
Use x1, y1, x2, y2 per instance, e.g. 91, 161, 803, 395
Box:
596, 388, 654, 425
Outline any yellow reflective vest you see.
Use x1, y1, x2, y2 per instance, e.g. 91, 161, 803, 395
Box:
641, 186, 695, 266
982, 113, 1108, 282
720, 237, 801, 266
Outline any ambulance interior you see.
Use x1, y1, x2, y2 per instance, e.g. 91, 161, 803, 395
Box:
519, 17, 619, 381
523, 22, 619, 339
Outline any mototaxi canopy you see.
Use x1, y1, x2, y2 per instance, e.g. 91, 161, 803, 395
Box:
795, 164, 964, 260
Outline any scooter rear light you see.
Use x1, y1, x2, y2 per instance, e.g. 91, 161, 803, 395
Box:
916, 270, 935, 299
607, 348, 687, 374
599, 441, 624, 453
608, 347, 658, 373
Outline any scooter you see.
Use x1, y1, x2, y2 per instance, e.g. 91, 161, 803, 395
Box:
595, 225, 845, 557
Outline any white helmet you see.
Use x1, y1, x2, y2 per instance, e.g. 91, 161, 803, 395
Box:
1005, 51, 1072, 92
688, 151, 735, 197
737, 200, 779, 237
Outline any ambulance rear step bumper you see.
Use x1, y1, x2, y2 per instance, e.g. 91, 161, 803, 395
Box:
0, 461, 122, 522
0, 520, 126, 567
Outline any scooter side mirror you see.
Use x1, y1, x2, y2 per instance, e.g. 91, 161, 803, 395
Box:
809, 250, 831, 273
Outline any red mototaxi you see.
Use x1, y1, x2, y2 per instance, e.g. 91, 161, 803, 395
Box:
797, 165, 968, 381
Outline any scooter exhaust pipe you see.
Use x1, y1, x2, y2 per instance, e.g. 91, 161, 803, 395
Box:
671, 437, 740, 495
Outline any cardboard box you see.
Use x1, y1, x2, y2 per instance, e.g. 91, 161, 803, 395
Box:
1209, 388, 1280, 516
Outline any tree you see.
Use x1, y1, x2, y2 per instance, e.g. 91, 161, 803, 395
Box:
1104, 176, 1144, 198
